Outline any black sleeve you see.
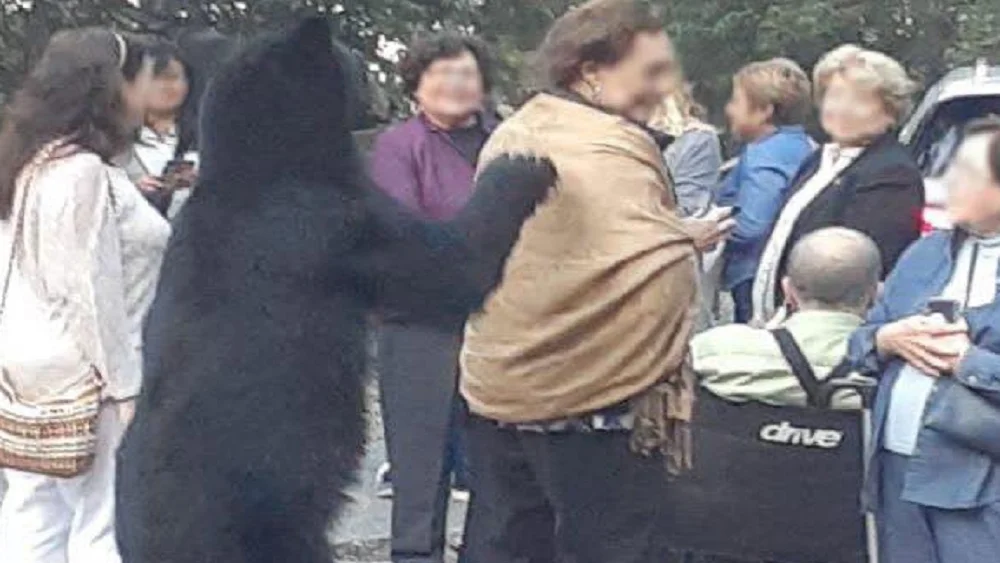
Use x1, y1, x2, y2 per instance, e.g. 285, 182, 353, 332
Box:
841, 165, 925, 277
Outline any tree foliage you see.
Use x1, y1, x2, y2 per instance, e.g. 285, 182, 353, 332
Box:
2, 0, 999, 125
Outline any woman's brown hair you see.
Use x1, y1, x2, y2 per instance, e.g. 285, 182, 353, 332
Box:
534, 0, 664, 90
734, 58, 812, 127
398, 32, 495, 98
0, 28, 148, 219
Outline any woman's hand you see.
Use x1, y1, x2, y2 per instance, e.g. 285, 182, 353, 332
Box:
175, 167, 198, 190
933, 318, 973, 373
165, 164, 198, 191
683, 208, 736, 252
136, 175, 166, 194
875, 315, 969, 376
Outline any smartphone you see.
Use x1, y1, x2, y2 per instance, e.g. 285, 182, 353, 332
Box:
161, 159, 196, 190
927, 297, 961, 323
699, 206, 740, 221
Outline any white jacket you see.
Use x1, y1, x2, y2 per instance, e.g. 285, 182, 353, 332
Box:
0, 150, 170, 402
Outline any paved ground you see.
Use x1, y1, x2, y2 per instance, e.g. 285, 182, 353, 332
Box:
329, 384, 466, 562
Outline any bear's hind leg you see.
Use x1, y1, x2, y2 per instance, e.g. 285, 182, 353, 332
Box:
240, 518, 331, 563
234, 468, 340, 563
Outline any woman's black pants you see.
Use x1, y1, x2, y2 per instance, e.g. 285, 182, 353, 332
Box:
378, 323, 464, 563
462, 413, 672, 563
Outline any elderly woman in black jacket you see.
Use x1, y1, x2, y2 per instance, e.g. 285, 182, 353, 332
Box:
752, 44, 924, 324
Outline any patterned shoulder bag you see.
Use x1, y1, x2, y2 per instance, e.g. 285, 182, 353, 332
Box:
0, 144, 103, 478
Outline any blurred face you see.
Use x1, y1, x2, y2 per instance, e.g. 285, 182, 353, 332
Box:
121, 57, 154, 128
147, 58, 190, 116
655, 62, 683, 99
820, 72, 894, 145
725, 81, 772, 141
414, 50, 485, 125
945, 132, 1000, 234
582, 31, 676, 123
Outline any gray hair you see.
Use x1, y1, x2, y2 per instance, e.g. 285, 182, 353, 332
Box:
786, 227, 882, 313
813, 44, 916, 125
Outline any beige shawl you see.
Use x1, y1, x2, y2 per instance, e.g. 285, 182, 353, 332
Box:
460, 94, 698, 451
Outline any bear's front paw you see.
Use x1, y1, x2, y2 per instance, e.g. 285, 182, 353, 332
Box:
480, 154, 556, 207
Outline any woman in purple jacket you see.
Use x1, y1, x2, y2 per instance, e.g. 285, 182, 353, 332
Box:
368, 32, 495, 563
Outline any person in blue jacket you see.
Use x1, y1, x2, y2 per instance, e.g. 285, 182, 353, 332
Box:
718, 58, 814, 323
848, 118, 1000, 563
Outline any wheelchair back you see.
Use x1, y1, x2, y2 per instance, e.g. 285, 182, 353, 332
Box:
661, 391, 867, 563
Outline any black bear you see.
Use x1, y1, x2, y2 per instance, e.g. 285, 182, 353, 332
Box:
115, 18, 553, 563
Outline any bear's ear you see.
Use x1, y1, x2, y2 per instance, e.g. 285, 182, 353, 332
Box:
289, 16, 333, 57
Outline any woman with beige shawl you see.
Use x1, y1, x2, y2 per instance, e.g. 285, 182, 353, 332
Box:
458, 1, 734, 561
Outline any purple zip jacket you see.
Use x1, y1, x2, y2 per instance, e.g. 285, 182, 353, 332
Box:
368, 113, 495, 221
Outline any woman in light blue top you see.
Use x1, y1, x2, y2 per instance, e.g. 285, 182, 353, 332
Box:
848, 119, 1000, 563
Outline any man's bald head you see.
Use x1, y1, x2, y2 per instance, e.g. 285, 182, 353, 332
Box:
783, 227, 882, 314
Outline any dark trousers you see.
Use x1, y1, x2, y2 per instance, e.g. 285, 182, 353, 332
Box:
463, 414, 671, 563
378, 324, 463, 563
877, 451, 1000, 563
384, 399, 469, 490
731, 280, 753, 324
446, 403, 470, 490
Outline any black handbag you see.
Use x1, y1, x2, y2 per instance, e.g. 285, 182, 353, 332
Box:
924, 377, 1000, 459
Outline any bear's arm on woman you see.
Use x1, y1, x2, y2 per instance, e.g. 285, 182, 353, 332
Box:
350, 155, 555, 330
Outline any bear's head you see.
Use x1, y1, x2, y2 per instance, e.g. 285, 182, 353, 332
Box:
196, 17, 366, 194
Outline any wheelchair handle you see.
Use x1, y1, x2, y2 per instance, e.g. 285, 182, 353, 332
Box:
820, 375, 878, 410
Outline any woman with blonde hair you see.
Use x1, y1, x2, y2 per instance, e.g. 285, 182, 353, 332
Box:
752, 44, 924, 324
650, 82, 722, 217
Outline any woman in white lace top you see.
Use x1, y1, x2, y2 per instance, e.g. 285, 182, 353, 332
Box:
0, 29, 169, 562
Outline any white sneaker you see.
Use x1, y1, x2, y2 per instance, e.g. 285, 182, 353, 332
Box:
375, 462, 393, 498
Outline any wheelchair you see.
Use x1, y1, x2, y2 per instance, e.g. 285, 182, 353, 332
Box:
662, 329, 879, 563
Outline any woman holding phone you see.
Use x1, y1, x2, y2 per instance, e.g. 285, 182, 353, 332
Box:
122, 38, 198, 219
848, 118, 1000, 563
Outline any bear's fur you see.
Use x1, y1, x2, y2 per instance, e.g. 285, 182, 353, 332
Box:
115, 18, 552, 563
